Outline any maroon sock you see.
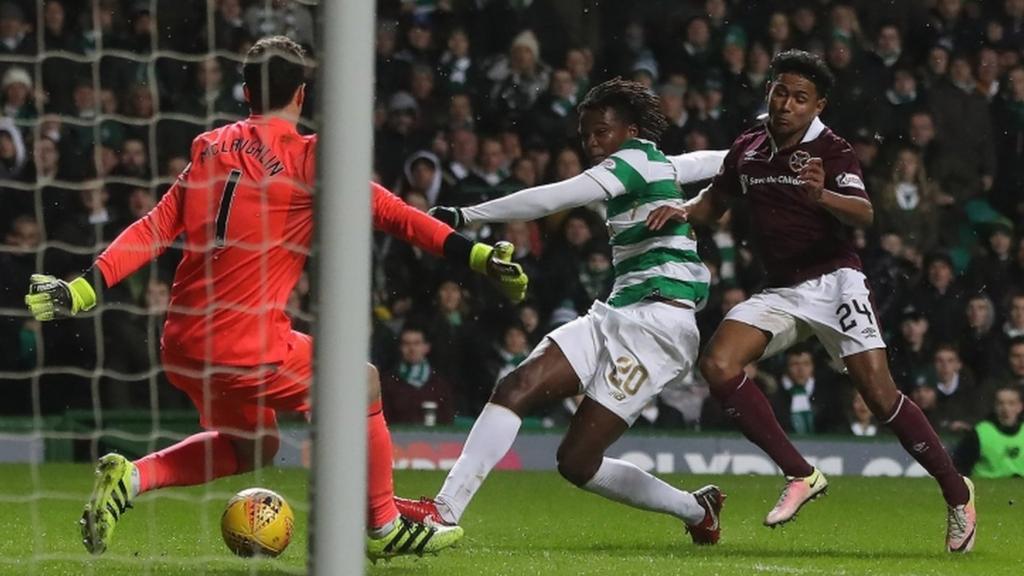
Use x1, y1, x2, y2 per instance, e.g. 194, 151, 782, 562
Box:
885, 395, 969, 506
712, 374, 814, 478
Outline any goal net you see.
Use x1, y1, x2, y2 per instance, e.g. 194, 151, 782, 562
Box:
0, 1, 352, 573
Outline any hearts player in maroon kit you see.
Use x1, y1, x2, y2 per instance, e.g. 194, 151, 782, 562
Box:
647, 50, 977, 553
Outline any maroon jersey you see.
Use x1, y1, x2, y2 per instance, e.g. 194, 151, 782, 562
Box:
711, 118, 869, 287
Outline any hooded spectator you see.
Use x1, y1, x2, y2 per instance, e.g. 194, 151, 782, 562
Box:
959, 294, 1007, 384
402, 150, 444, 206
0, 116, 25, 179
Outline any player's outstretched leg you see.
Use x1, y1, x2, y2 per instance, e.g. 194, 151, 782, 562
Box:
687, 485, 727, 545
366, 366, 402, 534
557, 398, 719, 544
81, 454, 135, 555
82, 429, 261, 554
844, 349, 975, 552
368, 396, 465, 557
133, 429, 277, 496
366, 364, 464, 559
418, 340, 580, 525
763, 467, 828, 527
700, 320, 820, 526
947, 477, 977, 553
366, 515, 465, 562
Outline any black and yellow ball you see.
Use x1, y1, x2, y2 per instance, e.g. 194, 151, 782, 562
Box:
220, 488, 294, 557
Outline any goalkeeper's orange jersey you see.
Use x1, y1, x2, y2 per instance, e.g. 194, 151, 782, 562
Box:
96, 115, 453, 366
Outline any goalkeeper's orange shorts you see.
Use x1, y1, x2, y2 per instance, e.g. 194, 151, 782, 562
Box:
162, 330, 312, 434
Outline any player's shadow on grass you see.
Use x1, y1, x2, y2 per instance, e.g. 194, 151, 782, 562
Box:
564, 542, 941, 561
196, 567, 303, 576
366, 566, 427, 575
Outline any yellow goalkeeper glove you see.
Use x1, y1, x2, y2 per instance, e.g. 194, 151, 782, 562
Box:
468, 241, 528, 303
24, 274, 97, 321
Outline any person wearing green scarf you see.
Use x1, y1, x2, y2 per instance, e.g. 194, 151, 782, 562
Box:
381, 326, 455, 426
776, 347, 821, 435
772, 347, 847, 437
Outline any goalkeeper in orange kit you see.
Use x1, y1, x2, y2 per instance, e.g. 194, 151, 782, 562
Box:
24, 36, 527, 560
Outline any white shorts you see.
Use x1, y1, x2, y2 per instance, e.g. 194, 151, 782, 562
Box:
725, 267, 886, 362
546, 300, 699, 425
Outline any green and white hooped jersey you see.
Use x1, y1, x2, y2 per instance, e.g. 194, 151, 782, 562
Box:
584, 138, 710, 309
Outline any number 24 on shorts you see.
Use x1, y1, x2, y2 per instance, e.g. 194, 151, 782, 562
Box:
836, 298, 874, 333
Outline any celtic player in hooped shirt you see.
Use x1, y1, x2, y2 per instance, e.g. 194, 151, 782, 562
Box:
647, 49, 977, 553
397, 78, 728, 544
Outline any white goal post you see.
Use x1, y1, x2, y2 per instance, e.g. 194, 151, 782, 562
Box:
313, 1, 375, 575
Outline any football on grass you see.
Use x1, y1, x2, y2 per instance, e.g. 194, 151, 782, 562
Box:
221, 488, 294, 557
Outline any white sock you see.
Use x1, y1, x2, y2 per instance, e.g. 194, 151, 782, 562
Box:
435, 403, 522, 523
367, 517, 398, 539
583, 457, 705, 525
130, 465, 141, 498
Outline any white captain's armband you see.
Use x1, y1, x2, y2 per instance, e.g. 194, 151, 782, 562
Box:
836, 172, 865, 191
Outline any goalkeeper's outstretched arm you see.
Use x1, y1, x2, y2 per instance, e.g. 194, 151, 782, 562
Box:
25, 181, 185, 321
94, 181, 185, 287
371, 182, 528, 302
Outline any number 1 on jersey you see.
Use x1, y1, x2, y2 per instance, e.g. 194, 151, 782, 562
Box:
215, 169, 242, 247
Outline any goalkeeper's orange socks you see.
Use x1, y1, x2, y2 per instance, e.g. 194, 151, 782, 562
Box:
130, 404, 403, 530
134, 431, 240, 493
367, 400, 400, 532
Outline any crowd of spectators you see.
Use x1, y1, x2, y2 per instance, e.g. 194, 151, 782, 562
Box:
1, 1, 1023, 466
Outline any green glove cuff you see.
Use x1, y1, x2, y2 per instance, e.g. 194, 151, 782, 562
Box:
468, 243, 492, 274
68, 277, 97, 313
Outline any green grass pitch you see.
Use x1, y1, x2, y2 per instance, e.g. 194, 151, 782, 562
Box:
1, 464, 1022, 575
